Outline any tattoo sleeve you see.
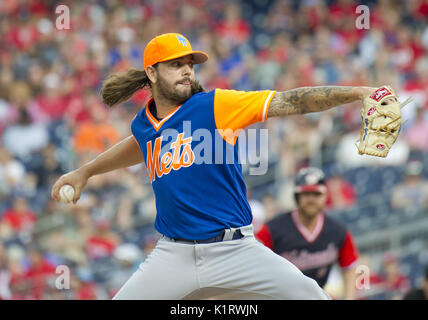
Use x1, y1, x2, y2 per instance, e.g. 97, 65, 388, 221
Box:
267, 86, 362, 118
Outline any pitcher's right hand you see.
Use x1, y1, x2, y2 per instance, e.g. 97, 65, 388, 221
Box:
51, 168, 90, 204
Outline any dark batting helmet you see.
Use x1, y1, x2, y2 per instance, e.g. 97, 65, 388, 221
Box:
294, 167, 327, 201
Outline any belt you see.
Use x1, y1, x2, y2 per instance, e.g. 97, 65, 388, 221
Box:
167, 227, 248, 244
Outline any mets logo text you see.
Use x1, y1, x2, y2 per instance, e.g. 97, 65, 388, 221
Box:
176, 35, 188, 47
146, 133, 195, 182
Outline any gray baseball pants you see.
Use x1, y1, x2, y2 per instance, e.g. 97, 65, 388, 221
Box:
113, 225, 331, 300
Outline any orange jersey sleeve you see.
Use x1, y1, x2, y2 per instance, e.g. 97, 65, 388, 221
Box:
214, 89, 276, 145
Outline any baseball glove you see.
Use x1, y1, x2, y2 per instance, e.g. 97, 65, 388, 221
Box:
356, 85, 412, 158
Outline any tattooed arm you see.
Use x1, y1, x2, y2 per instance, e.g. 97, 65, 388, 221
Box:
267, 86, 376, 118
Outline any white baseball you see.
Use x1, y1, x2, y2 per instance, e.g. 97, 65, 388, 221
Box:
59, 184, 75, 204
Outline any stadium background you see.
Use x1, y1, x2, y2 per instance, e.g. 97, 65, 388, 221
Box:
0, 0, 427, 300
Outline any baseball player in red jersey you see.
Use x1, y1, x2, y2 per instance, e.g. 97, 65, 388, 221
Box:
256, 167, 360, 299
51, 33, 378, 299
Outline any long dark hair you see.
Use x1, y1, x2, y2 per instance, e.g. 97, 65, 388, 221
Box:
100, 67, 155, 107
100, 64, 206, 107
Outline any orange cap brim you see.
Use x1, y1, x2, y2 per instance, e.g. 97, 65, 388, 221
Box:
156, 50, 209, 65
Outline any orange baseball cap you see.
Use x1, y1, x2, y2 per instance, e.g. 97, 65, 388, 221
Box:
143, 33, 209, 69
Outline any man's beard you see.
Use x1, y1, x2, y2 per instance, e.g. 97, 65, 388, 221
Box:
298, 203, 322, 220
155, 75, 206, 105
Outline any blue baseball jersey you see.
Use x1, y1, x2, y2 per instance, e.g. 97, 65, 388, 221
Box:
131, 88, 276, 240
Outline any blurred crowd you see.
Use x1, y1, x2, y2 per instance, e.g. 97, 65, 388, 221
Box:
0, 0, 428, 299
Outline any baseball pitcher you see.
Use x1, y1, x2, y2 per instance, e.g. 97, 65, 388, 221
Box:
51, 33, 405, 299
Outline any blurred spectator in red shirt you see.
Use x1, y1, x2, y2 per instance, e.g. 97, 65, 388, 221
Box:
1, 196, 36, 233
7, 259, 30, 300
24, 246, 56, 300
377, 253, 411, 300
64, 92, 94, 127
72, 277, 99, 300
328, 0, 358, 22
1, 0, 49, 19
297, 0, 328, 32
391, 26, 421, 75
36, 74, 70, 121
215, 3, 250, 46
325, 173, 357, 211
6, 19, 40, 51
86, 219, 120, 261
355, 253, 411, 300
